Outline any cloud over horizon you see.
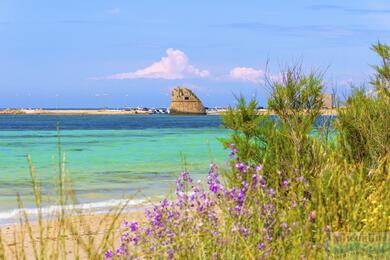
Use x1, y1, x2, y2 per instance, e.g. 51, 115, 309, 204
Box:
229, 67, 266, 84
103, 48, 210, 80
229, 67, 284, 85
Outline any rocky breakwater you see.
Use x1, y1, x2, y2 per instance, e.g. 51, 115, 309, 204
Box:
169, 87, 206, 115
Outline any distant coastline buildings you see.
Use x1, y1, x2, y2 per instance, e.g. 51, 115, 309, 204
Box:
321, 93, 335, 109
0, 87, 336, 115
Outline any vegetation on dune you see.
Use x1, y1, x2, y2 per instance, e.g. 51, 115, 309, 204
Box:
0, 43, 389, 259
337, 43, 390, 167
105, 44, 389, 259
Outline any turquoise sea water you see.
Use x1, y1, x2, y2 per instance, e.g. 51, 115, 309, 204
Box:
0, 115, 229, 222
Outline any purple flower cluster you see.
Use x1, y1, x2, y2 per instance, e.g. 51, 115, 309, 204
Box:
208, 163, 222, 193
105, 144, 322, 259
106, 169, 221, 259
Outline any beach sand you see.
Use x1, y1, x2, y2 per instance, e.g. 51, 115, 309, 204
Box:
0, 211, 144, 259
0, 109, 151, 116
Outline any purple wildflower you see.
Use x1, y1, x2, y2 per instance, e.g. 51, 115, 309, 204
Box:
235, 162, 245, 172
123, 221, 139, 232
228, 144, 238, 158
210, 183, 219, 193
252, 174, 259, 188
257, 243, 266, 250
237, 191, 246, 206
309, 211, 316, 222
115, 244, 128, 256
208, 163, 223, 194
167, 248, 174, 259
104, 250, 114, 259
176, 171, 193, 194
228, 188, 236, 199
131, 235, 139, 245
120, 232, 130, 243
268, 188, 275, 196
234, 205, 242, 213
239, 227, 249, 237
229, 151, 236, 158
254, 164, 263, 172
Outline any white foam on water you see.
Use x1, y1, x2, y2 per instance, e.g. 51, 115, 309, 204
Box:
0, 198, 149, 225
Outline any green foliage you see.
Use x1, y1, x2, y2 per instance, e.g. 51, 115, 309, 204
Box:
223, 66, 326, 185
371, 42, 390, 99
336, 43, 390, 166
221, 96, 270, 163
219, 57, 389, 258
268, 66, 324, 119
336, 88, 390, 165
266, 68, 325, 181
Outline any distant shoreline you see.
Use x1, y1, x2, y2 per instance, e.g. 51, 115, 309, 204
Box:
0, 109, 150, 116
0, 108, 339, 116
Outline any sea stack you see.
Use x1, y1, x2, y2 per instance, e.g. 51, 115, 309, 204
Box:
169, 87, 206, 115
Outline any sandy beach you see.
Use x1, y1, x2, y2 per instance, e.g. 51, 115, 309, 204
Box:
0, 211, 144, 259
0, 109, 151, 116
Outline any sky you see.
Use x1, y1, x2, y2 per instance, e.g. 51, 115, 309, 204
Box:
1, 0, 390, 108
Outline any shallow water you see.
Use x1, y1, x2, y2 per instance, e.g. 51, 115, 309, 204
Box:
0, 114, 336, 223
0, 115, 229, 223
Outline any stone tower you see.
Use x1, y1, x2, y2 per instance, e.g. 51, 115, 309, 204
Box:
321, 93, 335, 109
169, 87, 206, 115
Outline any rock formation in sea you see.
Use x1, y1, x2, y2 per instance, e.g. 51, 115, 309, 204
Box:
169, 87, 206, 115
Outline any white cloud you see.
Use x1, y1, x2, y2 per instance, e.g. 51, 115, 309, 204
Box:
228, 67, 282, 84
109, 8, 121, 16
105, 48, 209, 80
229, 67, 266, 84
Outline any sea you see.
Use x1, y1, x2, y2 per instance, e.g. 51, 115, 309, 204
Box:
0, 115, 230, 223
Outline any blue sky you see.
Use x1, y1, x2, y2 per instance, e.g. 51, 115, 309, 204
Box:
1, 0, 390, 108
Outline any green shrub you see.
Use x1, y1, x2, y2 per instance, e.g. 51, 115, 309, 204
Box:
336, 43, 390, 167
